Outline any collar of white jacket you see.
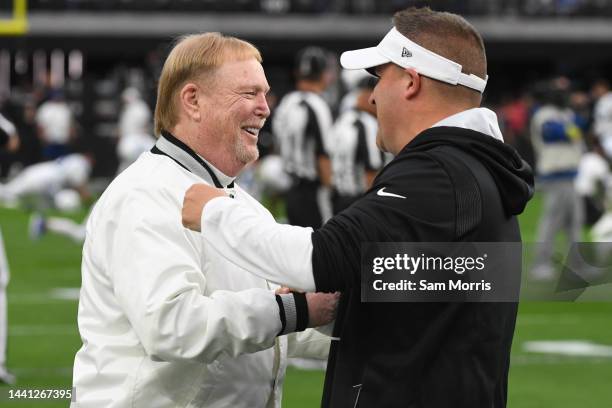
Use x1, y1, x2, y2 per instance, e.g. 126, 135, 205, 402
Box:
340, 27, 488, 94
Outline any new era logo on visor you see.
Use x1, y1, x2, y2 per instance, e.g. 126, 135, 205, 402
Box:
401, 47, 412, 58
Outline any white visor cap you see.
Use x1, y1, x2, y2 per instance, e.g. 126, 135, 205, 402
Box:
340, 27, 488, 93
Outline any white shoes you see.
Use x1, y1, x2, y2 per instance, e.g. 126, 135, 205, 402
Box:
0, 367, 16, 385
531, 265, 556, 281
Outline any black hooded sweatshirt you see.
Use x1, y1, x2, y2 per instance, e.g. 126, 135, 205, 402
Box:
311, 126, 534, 408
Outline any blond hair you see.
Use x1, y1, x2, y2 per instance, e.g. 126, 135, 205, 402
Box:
154, 32, 262, 135
393, 7, 486, 102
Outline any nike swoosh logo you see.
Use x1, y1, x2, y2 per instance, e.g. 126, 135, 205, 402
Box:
376, 187, 406, 199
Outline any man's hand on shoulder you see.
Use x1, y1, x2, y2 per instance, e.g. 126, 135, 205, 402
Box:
182, 184, 227, 232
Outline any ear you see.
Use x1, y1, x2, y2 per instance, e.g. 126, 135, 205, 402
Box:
179, 82, 201, 122
402, 68, 421, 100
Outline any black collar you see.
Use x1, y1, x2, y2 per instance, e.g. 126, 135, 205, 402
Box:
151, 130, 235, 189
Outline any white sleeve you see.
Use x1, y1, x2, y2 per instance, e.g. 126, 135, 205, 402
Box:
201, 196, 316, 292
35, 105, 46, 126
106, 190, 282, 363
575, 156, 596, 195
594, 96, 612, 138
0, 114, 16, 136
286, 328, 331, 360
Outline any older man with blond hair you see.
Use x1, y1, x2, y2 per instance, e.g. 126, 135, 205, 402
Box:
71, 33, 336, 408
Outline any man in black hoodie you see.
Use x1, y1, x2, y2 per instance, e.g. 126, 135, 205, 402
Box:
182, 7, 534, 408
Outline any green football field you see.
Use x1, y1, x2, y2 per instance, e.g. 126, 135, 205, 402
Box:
0, 195, 610, 407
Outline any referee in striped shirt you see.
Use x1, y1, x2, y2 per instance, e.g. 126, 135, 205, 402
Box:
330, 77, 383, 214
273, 47, 334, 228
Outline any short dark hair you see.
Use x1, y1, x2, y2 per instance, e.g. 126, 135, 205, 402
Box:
393, 7, 487, 96
295, 46, 329, 81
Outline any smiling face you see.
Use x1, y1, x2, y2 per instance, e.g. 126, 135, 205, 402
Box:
200, 58, 271, 167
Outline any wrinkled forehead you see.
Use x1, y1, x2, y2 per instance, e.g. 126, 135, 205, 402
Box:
208, 58, 269, 89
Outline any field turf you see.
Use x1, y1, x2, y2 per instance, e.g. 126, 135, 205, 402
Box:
0, 194, 610, 407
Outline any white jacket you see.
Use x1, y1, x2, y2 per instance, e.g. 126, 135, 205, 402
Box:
72, 134, 329, 408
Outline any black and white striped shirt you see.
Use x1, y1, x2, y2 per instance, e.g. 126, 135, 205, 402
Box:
330, 109, 382, 196
273, 91, 333, 182
0, 113, 16, 149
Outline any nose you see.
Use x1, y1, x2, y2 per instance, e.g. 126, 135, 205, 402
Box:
368, 92, 376, 106
255, 94, 271, 118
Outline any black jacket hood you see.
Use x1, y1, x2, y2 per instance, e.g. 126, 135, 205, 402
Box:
401, 126, 534, 216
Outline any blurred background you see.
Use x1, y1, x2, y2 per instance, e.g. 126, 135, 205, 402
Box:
0, 0, 611, 407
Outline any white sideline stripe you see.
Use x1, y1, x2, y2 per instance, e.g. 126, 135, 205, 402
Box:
10, 367, 73, 377
9, 324, 77, 336
516, 314, 607, 325
8, 287, 81, 304
511, 354, 612, 365
523, 340, 612, 357
49, 287, 81, 300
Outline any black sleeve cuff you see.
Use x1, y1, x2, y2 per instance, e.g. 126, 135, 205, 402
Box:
292, 292, 309, 332
275, 295, 287, 335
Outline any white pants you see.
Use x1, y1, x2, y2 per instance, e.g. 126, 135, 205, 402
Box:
0, 228, 10, 368
48, 217, 87, 243
0, 161, 64, 203
533, 179, 584, 273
